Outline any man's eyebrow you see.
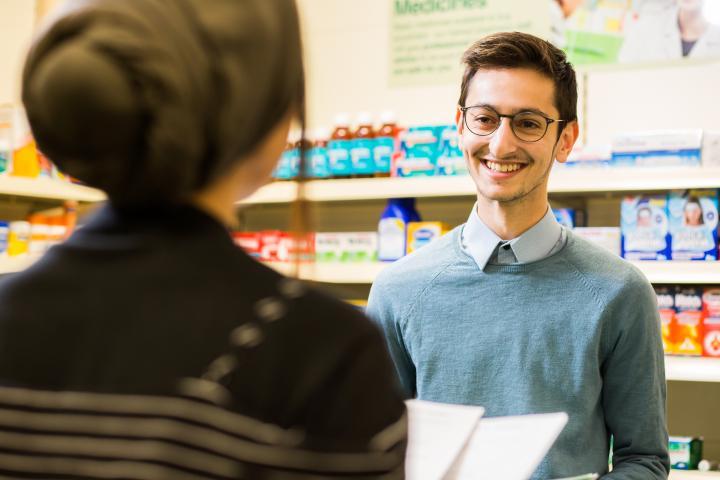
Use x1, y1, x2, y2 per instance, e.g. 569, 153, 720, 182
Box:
465, 102, 554, 118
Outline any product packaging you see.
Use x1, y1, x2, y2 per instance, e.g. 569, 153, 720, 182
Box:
393, 126, 439, 177
655, 286, 677, 355
406, 222, 450, 254
668, 189, 718, 261
620, 195, 671, 260
612, 130, 702, 167
572, 227, 621, 256
702, 288, 720, 358
674, 287, 704, 356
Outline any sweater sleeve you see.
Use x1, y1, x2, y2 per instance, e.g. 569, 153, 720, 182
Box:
366, 272, 417, 398
600, 273, 670, 479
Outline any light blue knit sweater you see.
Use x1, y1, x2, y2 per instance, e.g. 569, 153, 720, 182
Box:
367, 226, 669, 479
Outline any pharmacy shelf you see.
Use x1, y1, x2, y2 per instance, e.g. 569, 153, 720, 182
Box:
0, 256, 39, 275
265, 261, 387, 284
670, 470, 720, 479
636, 262, 720, 285
264, 261, 720, 285
240, 167, 720, 204
666, 356, 720, 383
0, 176, 106, 202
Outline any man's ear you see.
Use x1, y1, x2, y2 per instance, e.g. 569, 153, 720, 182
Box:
555, 120, 579, 164
455, 106, 464, 149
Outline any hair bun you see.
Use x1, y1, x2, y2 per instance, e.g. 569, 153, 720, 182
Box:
24, 39, 143, 197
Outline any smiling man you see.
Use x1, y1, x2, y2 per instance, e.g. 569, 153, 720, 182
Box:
368, 32, 670, 479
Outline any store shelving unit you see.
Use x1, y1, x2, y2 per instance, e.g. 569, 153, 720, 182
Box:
240, 167, 720, 204
670, 471, 720, 479
0, 256, 39, 275
265, 261, 720, 285
665, 356, 720, 383
0, 176, 106, 202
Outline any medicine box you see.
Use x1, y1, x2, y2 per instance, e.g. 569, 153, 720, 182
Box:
620, 195, 671, 260
668, 189, 718, 261
406, 222, 450, 254
674, 287, 703, 356
612, 130, 702, 167
572, 227, 620, 257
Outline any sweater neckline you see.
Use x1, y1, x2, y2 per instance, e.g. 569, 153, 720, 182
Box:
452, 225, 575, 273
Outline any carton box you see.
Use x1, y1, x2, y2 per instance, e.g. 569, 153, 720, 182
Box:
668, 189, 718, 261
620, 195, 671, 260
702, 288, 720, 358
674, 287, 703, 356
406, 222, 450, 254
655, 286, 676, 355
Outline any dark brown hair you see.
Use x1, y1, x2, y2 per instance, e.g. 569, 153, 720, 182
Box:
458, 32, 577, 124
23, 0, 305, 206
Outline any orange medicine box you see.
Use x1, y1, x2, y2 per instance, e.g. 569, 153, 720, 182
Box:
675, 287, 703, 356
702, 288, 720, 358
406, 221, 450, 254
655, 286, 676, 354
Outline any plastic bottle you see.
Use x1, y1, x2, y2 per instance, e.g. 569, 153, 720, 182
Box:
309, 128, 331, 179
328, 114, 353, 178
378, 198, 421, 262
374, 111, 397, 177
350, 112, 376, 177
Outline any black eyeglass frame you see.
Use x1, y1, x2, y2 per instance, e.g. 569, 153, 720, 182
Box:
459, 105, 568, 143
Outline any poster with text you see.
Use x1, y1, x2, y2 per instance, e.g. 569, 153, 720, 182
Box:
389, 0, 550, 87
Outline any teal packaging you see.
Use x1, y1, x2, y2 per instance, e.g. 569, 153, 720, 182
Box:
273, 148, 294, 180
436, 125, 466, 176
309, 144, 331, 178
620, 195, 671, 260
350, 138, 376, 175
328, 139, 352, 176
669, 189, 719, 261
373, 136, 394, 175
669, 436, 703, 470
394, 126, 439, 177
378, 198, 421, 261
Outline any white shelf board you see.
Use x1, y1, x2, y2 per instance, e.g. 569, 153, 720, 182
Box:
0, 255, 39, 274
240, 167, 720, 204
665, 356, 720, 383
631, 261, 720, 284
265, 261, 388, 284
670, 470, 720, 479
0, 176, 106, 202
264, 261, 720, 285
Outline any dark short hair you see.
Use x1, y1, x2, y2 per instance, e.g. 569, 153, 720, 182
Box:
458, 32, 577, 124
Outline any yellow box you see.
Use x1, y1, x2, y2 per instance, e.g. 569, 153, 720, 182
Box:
406, 221, 450, 254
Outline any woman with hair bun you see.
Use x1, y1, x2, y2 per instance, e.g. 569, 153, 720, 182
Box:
0, 1, 406, 478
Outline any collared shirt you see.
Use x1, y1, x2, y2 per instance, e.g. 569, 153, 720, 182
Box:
460, 204, 566, 271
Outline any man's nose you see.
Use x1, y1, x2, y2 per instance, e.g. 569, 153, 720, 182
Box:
488, 118, 518, 159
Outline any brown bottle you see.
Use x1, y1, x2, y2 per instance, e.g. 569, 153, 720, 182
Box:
328, 114, 353, 178
350, 112, 375, 178
374, 111, 397, 177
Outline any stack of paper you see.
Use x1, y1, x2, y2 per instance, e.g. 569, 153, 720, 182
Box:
405, 400, 569, 480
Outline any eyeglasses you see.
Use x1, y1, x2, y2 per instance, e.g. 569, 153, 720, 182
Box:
460, 105, 567, 143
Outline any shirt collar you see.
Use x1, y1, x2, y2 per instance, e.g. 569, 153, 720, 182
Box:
461, 204, 563, 270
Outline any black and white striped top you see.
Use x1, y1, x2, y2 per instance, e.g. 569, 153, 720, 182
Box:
0, 205, 407, 479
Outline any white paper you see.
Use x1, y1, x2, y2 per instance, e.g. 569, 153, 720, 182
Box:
404, 399, 485, 480
446, 412, 569, 480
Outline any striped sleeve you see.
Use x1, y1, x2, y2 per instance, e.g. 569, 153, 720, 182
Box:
0, 385, 406, 479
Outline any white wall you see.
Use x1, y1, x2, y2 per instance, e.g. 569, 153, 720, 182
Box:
0, 1, 36, 104
298, 0, 460, 129
297, 0, 720, 147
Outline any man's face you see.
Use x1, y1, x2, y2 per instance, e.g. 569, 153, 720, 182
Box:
456, 68, 577, 207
